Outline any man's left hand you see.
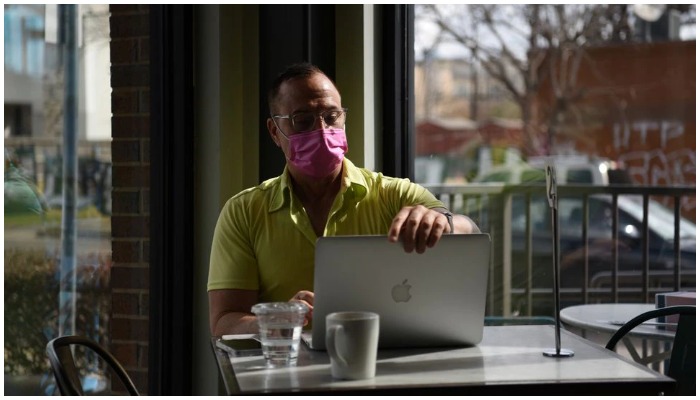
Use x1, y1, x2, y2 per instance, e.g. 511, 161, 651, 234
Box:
388, 205, 450, 253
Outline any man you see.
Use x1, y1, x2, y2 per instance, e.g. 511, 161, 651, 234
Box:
208, 63, 479, 335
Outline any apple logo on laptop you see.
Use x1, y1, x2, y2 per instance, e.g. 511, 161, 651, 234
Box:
391, 279, 412, 302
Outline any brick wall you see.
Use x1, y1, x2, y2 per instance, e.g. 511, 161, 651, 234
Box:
535, 40, 696, 221
109, 4, 151, 394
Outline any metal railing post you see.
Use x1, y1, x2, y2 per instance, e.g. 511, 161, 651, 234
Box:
502, 191, 513, 316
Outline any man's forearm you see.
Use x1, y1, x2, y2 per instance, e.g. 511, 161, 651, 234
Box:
454, 214, 480, 234
212, 312, 259, 336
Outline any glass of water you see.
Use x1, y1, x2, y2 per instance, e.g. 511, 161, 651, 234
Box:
251, 302, 309, 368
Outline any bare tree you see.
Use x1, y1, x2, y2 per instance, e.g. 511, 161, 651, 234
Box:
417, 30, 445, 120
420, 4, 633, 156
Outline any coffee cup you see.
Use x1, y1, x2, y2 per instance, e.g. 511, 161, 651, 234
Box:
325, 311, 380, 380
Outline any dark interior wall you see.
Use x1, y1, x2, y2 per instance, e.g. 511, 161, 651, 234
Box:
257, 5, 336, 181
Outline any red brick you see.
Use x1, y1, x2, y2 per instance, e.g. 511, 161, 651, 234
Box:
112, 88, 139, 113
140, 139, 150, 163
112, 316, 149, 341
111, 64, 150, 88
109, 6, 152, 389
140, 293, 149, 316
112, 189, 141, 214
139, 38, 150, 63
138, 89, 150, 114
111, 266, 149, 290
138, 343, 149, 367
111, 369, 148, 396
112, 292, 140, 315
109, 5, 140, 14
112, 239, 141, 263
110, 39, 139, 65
111, 342, 139, 367
140, 189, 150, 215
112, 165, 150, 187
111, 216, 150, 238
127, 369, 148, 395
112, 116, 150, 138
110, 13, 150, 38
142, 239, 150, 263
112, 139, 141, 164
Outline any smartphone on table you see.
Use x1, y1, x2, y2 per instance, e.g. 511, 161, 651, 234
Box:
216, 334, 263, 357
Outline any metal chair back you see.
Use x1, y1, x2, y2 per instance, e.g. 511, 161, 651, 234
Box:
605, 305, 695, 396
46, 335, 140, 396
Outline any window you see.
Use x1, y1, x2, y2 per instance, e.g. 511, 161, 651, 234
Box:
414, 4, 696, 191
4, 4, 112, 395
413, 5, 696, 319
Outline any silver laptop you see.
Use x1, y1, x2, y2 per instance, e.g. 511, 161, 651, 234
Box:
304, 233, 491, 350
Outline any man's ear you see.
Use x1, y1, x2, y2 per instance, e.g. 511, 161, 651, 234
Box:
267, 118, 281, 147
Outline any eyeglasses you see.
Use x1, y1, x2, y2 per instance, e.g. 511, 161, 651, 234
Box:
272, 108, 348, 133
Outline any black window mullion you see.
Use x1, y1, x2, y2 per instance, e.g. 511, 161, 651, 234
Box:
149, 4, 194, 395
381, 4, 415, 180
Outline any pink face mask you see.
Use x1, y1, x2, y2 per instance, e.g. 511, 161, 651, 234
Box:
284, 128, 348, 178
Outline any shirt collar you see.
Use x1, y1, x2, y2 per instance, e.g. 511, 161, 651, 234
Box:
341, 158, 368, 201
268, 158, 368, 213
268, 166, 292, 213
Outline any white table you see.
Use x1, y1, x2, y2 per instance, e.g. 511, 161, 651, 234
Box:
212, 325, 674, 395
560, 303, 675, 369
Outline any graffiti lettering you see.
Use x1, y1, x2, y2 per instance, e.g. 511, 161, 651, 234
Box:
618, 149, 696, 215
613, 120, 685, 150
612, 119, 694, 217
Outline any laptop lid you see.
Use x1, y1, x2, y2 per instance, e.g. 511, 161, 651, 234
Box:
307, 233, 491, 350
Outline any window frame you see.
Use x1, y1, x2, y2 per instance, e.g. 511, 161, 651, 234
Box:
381, 4, 415, 179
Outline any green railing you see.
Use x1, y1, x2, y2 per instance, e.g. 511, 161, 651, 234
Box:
423, 183, 696, 318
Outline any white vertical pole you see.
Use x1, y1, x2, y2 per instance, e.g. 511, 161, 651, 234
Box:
58, 4, 79, 337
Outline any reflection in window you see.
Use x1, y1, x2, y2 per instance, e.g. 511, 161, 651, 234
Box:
414, 4, 696, 191
414, 5, 696, 319
4, 4, 112, 396
4, 5, 45, 76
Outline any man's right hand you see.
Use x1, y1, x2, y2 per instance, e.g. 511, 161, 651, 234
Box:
209, 288, 316, 336
289, 290, 315, 326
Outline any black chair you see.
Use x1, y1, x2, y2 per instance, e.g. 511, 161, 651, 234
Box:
46, 335, 140, 396
605, 305, 695, 396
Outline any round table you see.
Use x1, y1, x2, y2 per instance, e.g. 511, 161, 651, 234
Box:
560, 303, 675, 341
560, 303, 675, 371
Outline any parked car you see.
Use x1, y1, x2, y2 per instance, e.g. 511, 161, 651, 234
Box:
512, 194, 696, 287
475, 156, 631, 185
527, 155, 632, 185
468, 160, 695, 313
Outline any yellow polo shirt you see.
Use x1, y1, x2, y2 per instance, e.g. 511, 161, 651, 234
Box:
207, 158, 444, 302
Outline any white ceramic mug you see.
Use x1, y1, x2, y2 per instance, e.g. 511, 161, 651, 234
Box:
325, 311, 380, 380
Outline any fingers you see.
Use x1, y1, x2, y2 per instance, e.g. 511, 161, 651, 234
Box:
390, 205, 427, 252
388, 206, 450, 253
291, 290, 314, 305
425, 220, 448, 249
411, 208, 436, 253
291, 291, 314, 326
388, 206, 412, 242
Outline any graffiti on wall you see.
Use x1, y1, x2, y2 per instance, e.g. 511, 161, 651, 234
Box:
613, 120, 685, 150
613, 119, 695, 215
